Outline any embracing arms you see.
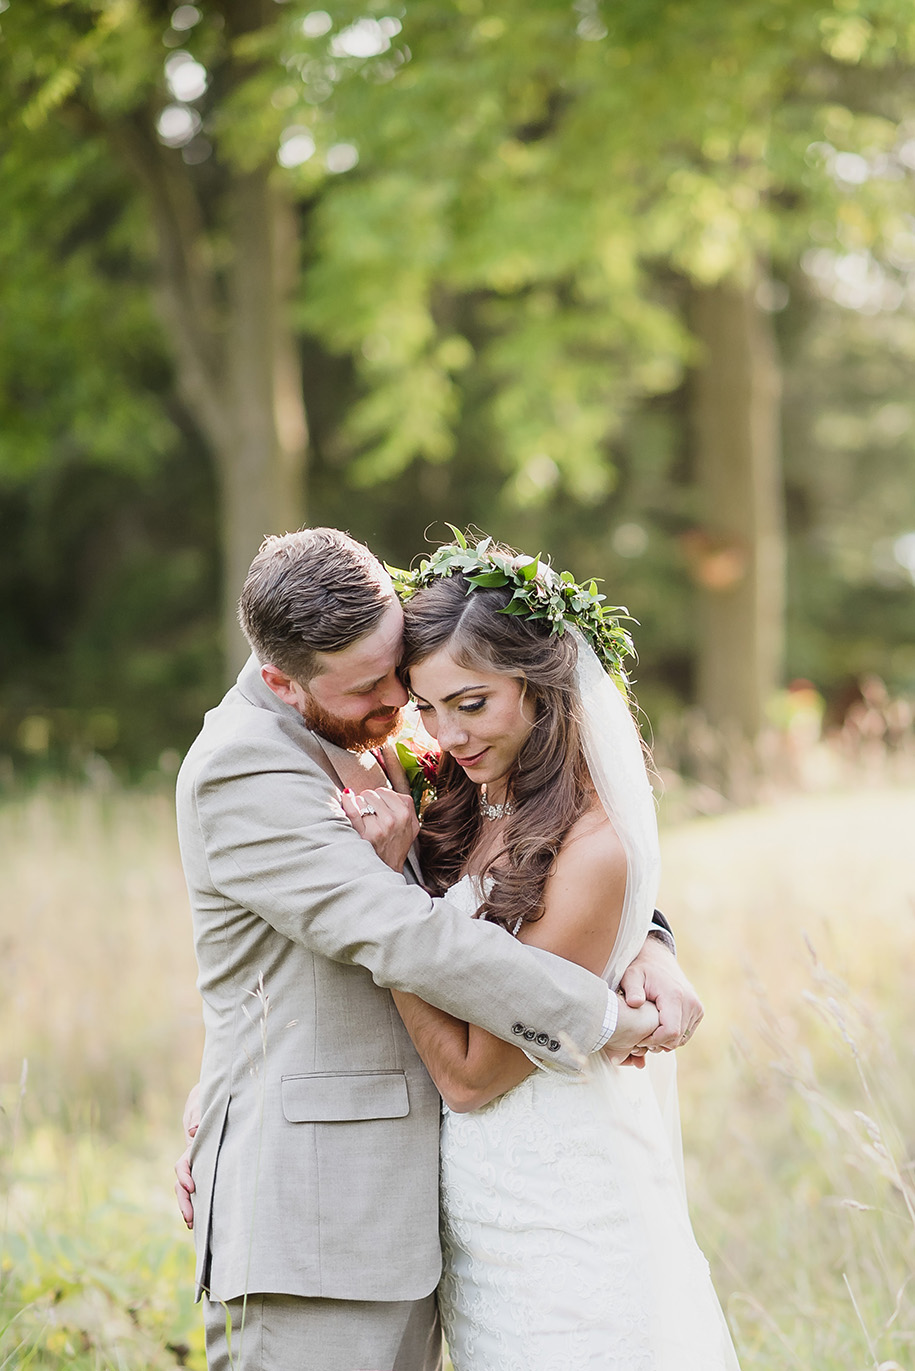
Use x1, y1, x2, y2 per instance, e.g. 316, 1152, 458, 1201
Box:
345, 799, 694, 1112
181, 731, 618, 1066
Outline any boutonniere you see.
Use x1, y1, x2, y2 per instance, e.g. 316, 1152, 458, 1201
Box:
393, 710, 440, 818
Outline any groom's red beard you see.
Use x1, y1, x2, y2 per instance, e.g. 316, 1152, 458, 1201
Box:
301, 697, 404, 753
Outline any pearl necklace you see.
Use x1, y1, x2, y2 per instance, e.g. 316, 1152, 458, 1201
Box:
479, 785, 515, 821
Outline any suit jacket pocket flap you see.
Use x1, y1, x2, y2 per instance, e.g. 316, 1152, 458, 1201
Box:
281, 1071, 410, 1123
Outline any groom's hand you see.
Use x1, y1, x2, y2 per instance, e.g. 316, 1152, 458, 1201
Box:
618, 935, 704, 1052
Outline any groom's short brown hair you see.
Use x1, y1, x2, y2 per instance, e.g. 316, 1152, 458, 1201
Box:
238, 527, 391, 682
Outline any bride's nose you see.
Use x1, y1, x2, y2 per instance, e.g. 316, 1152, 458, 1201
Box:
437, 714, 469, 752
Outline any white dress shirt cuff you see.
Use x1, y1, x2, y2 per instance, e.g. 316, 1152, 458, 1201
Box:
593, 985, 620, 1051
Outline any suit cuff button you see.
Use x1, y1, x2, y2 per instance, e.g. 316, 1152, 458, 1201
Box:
535, 1033, 549, 1046
512, 1022, 525, 1035
548, 1040, 561, 1052
523, 1029, 536, 1041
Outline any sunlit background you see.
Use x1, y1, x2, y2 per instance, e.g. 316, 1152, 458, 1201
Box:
2, 2, 914, 1367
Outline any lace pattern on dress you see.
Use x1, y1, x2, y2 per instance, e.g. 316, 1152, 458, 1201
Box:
437, 876, 740, 1371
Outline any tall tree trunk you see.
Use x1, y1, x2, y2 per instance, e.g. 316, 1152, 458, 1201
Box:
110, 0, 310, 679
687, 275, 785, 737
218, 171, 308, 676
114, 122, 309, 679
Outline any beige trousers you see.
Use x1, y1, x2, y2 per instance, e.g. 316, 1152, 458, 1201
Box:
203, 1292, 442, 1371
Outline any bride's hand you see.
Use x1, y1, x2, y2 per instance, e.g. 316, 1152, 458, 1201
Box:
174, 1081, 200, 1229
340, 786, 419, 873
602, 996, 661, 1069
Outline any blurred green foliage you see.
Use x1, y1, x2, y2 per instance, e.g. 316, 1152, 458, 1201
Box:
1, 1125, 204, 1369
1, 0, 914, 774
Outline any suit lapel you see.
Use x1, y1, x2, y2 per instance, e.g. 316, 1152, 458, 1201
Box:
314, 736, 425, 888
237, 653, 426, 888
314, 734, 388, 793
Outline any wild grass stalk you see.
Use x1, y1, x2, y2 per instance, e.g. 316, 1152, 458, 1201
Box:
0, 784, 202, 1132
0, 781, 913, 1368
664, 787, 915, 1369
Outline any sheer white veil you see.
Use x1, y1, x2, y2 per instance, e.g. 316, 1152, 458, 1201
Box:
572, 628, 660, 986
573, 628, 684, 1181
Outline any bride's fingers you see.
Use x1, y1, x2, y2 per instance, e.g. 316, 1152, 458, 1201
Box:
340, 788, 368, 830
357, 788, 399, 832
364, 788, 420, 839
617, 962, 648, 1008
643, 984, 697, 1049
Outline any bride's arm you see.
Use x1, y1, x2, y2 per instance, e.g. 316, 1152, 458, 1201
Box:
395, 814, 659, 1112
391, 989, 534, 1112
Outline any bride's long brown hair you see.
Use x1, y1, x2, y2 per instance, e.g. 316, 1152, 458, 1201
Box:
401, 571, 593, 931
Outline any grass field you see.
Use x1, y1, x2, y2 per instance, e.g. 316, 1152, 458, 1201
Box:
1, 782, 914, 1369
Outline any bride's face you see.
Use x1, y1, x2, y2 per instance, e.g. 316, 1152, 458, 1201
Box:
409, 647, 535, 799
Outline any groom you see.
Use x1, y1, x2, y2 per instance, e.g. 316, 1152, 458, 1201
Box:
175, 526, 702, 1371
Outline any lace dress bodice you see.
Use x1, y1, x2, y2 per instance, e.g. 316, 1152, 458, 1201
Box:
437, 876, 740, 1371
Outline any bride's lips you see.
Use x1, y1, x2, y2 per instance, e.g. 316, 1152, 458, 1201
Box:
452, 749, 489, 768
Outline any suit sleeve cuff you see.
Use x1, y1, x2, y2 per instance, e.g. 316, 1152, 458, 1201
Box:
649, 908, 676, 956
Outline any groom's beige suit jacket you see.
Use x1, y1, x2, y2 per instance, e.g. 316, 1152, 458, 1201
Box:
176, 655, 610, 1305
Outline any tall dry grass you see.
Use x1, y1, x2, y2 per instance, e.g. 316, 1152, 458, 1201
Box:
662, 787, 915, 1369
0, 782, 913, 1368
0, 783, 202, 1131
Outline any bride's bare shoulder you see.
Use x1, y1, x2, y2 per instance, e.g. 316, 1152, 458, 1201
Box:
550, 803, 626, 893
519, 802, 627, 965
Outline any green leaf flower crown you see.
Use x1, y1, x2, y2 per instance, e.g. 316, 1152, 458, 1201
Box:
387, 526, 635, 682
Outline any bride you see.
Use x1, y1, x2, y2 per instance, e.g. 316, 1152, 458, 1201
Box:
350, 536, 740, 1371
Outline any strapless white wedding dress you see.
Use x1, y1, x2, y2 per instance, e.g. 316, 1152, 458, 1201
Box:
437, 875, 740, 1371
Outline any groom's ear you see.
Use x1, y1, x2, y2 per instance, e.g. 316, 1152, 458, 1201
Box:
261, 663, 301, 708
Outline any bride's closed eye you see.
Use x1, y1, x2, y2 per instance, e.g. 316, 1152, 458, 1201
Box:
414, 698, 487, 714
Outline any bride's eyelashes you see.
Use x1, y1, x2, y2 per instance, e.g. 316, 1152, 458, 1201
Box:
412, 698, 487, 715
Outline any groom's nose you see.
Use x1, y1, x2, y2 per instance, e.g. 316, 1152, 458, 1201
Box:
377, 672, 409, 709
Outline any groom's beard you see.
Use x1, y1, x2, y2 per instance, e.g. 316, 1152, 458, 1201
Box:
301, 696, 404, 753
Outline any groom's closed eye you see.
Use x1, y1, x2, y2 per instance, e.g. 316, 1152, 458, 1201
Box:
346, 677, 384, 696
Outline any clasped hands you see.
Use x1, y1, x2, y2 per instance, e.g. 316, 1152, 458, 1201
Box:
175, 805, 703, 1227
604, 935, 703, 1068
340, 784, 704, 1068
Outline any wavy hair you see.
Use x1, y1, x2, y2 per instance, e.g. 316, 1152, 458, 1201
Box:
401, 569, 593, 931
